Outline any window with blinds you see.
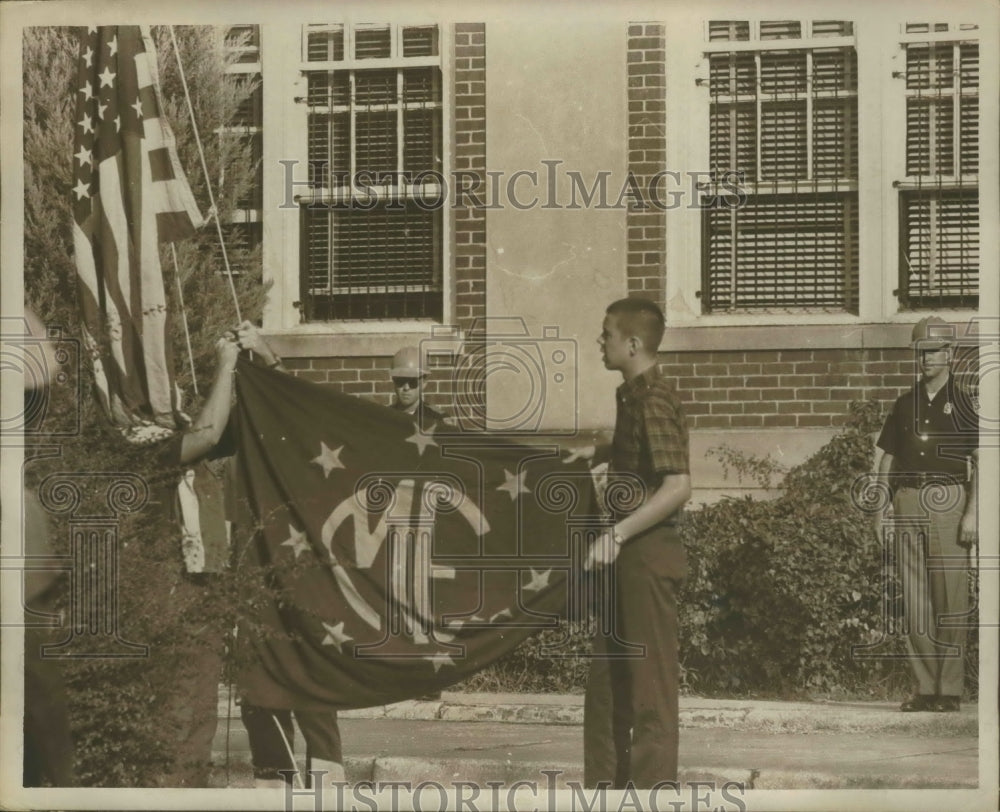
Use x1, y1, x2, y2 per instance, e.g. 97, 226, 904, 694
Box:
298, 23, 444, 321
701, 20, 859, 313
897, 25, 978, 309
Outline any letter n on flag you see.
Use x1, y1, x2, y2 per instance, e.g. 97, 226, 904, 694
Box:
72, 26, 203, 443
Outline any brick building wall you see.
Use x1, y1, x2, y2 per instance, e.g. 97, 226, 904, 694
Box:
283, 24, 488, 415
657, 349, 916, 430
626, 23, 666, 305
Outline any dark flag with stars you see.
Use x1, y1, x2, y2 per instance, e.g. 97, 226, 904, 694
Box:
231, 359, 604, 710
72, 26, 203, 443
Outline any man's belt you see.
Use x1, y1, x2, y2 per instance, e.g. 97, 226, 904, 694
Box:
894, 473, 964, 490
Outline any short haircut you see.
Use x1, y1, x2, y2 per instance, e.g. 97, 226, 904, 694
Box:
606, 297, 665, 352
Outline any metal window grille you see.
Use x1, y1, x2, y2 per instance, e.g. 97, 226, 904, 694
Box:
897, 30, 979, 309
701, 21, 859, 313
299, 24, 444, 321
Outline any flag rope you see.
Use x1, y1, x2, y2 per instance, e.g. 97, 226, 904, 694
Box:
170, 242, 199, 396
167, 25, 243, 325
271, 713, 306, 789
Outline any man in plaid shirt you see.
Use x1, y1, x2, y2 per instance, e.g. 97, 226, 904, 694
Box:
570, 297, 691, 788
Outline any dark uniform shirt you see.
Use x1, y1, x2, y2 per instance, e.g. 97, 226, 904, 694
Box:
877, 377, 978, 481
395, 400, 449, 431
611, 365, 689, 519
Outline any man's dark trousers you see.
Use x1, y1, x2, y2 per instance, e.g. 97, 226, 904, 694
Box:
584, 527, 685, 788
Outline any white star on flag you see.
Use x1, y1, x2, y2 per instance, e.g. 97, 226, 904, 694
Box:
107, 35, 118, 57
79, 83, 94, 102
406, 423, 437, 456
522, 568, 552, 593
73, 180, 90, 200
75, 146, 92, 168
497, 468, 530, 500
97, 101, 108, 120
281, 524, 311, 559
311, 441, 345, 477
98, 66, 115, 88
132, 99, 143, 119
424, 652, 455, 672
79, 115, 94, 135
321, 621, 353, 653
82, 46, 94, 67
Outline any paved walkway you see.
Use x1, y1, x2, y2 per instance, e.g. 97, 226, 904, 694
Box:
210, 690, 981, 790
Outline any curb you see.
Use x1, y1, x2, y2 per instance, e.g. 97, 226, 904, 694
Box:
217, 688, 977, 737
335, 695, 979, 737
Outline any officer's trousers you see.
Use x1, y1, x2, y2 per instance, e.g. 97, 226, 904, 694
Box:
893, 484, 971, 697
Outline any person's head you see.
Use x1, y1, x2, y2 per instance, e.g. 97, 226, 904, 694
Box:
390, 346, 426, 411
600, 297, 665, 375
911, 316, 952, 384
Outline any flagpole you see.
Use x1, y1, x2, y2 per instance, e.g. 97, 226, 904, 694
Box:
170, 242, 199, 396
167, 25, 243, 325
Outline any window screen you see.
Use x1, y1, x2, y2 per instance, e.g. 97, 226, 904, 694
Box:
299, 24, 444, 321
701, 21, 859, 314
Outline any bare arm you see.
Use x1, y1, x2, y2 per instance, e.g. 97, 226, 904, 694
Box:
235, 321, 284, 370
877, 449, 894, 477
178, 337, 239, 465
960, 449, 978, 548
586, 472, 691, 570
615, 473, 691, 541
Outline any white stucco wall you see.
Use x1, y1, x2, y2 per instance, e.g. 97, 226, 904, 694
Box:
486, 18, 627, 432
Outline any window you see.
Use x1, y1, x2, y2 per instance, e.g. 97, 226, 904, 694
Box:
676, 16, 988, 322
297, 23, 444, 321
700, 20, 859, 314
897, 25, 979, 309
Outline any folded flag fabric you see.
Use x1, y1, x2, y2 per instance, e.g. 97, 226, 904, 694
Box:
231, 359, 601, 710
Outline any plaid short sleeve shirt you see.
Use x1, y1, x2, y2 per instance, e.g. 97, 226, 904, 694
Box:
611, 365, 689, 497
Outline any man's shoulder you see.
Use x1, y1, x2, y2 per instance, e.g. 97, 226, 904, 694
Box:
889, 384, 918, 410
641, 370, 684, 409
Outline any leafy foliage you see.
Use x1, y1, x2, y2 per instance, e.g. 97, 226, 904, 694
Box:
22, 25, 267, 786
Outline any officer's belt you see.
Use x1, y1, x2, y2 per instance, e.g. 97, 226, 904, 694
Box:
894, 473, 964, 489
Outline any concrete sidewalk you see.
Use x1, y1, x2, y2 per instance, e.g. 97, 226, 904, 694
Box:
210, 689, 980, 790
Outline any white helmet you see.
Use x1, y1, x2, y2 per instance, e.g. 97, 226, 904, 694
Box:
390, 346, 424, 378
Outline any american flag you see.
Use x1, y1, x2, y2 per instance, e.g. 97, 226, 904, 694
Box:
72, 26, 203, 443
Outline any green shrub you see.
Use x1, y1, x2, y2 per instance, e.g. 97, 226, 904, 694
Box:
679, 399, 904, 696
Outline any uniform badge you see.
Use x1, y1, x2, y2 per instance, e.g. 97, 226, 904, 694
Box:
943, 402, 953, 415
